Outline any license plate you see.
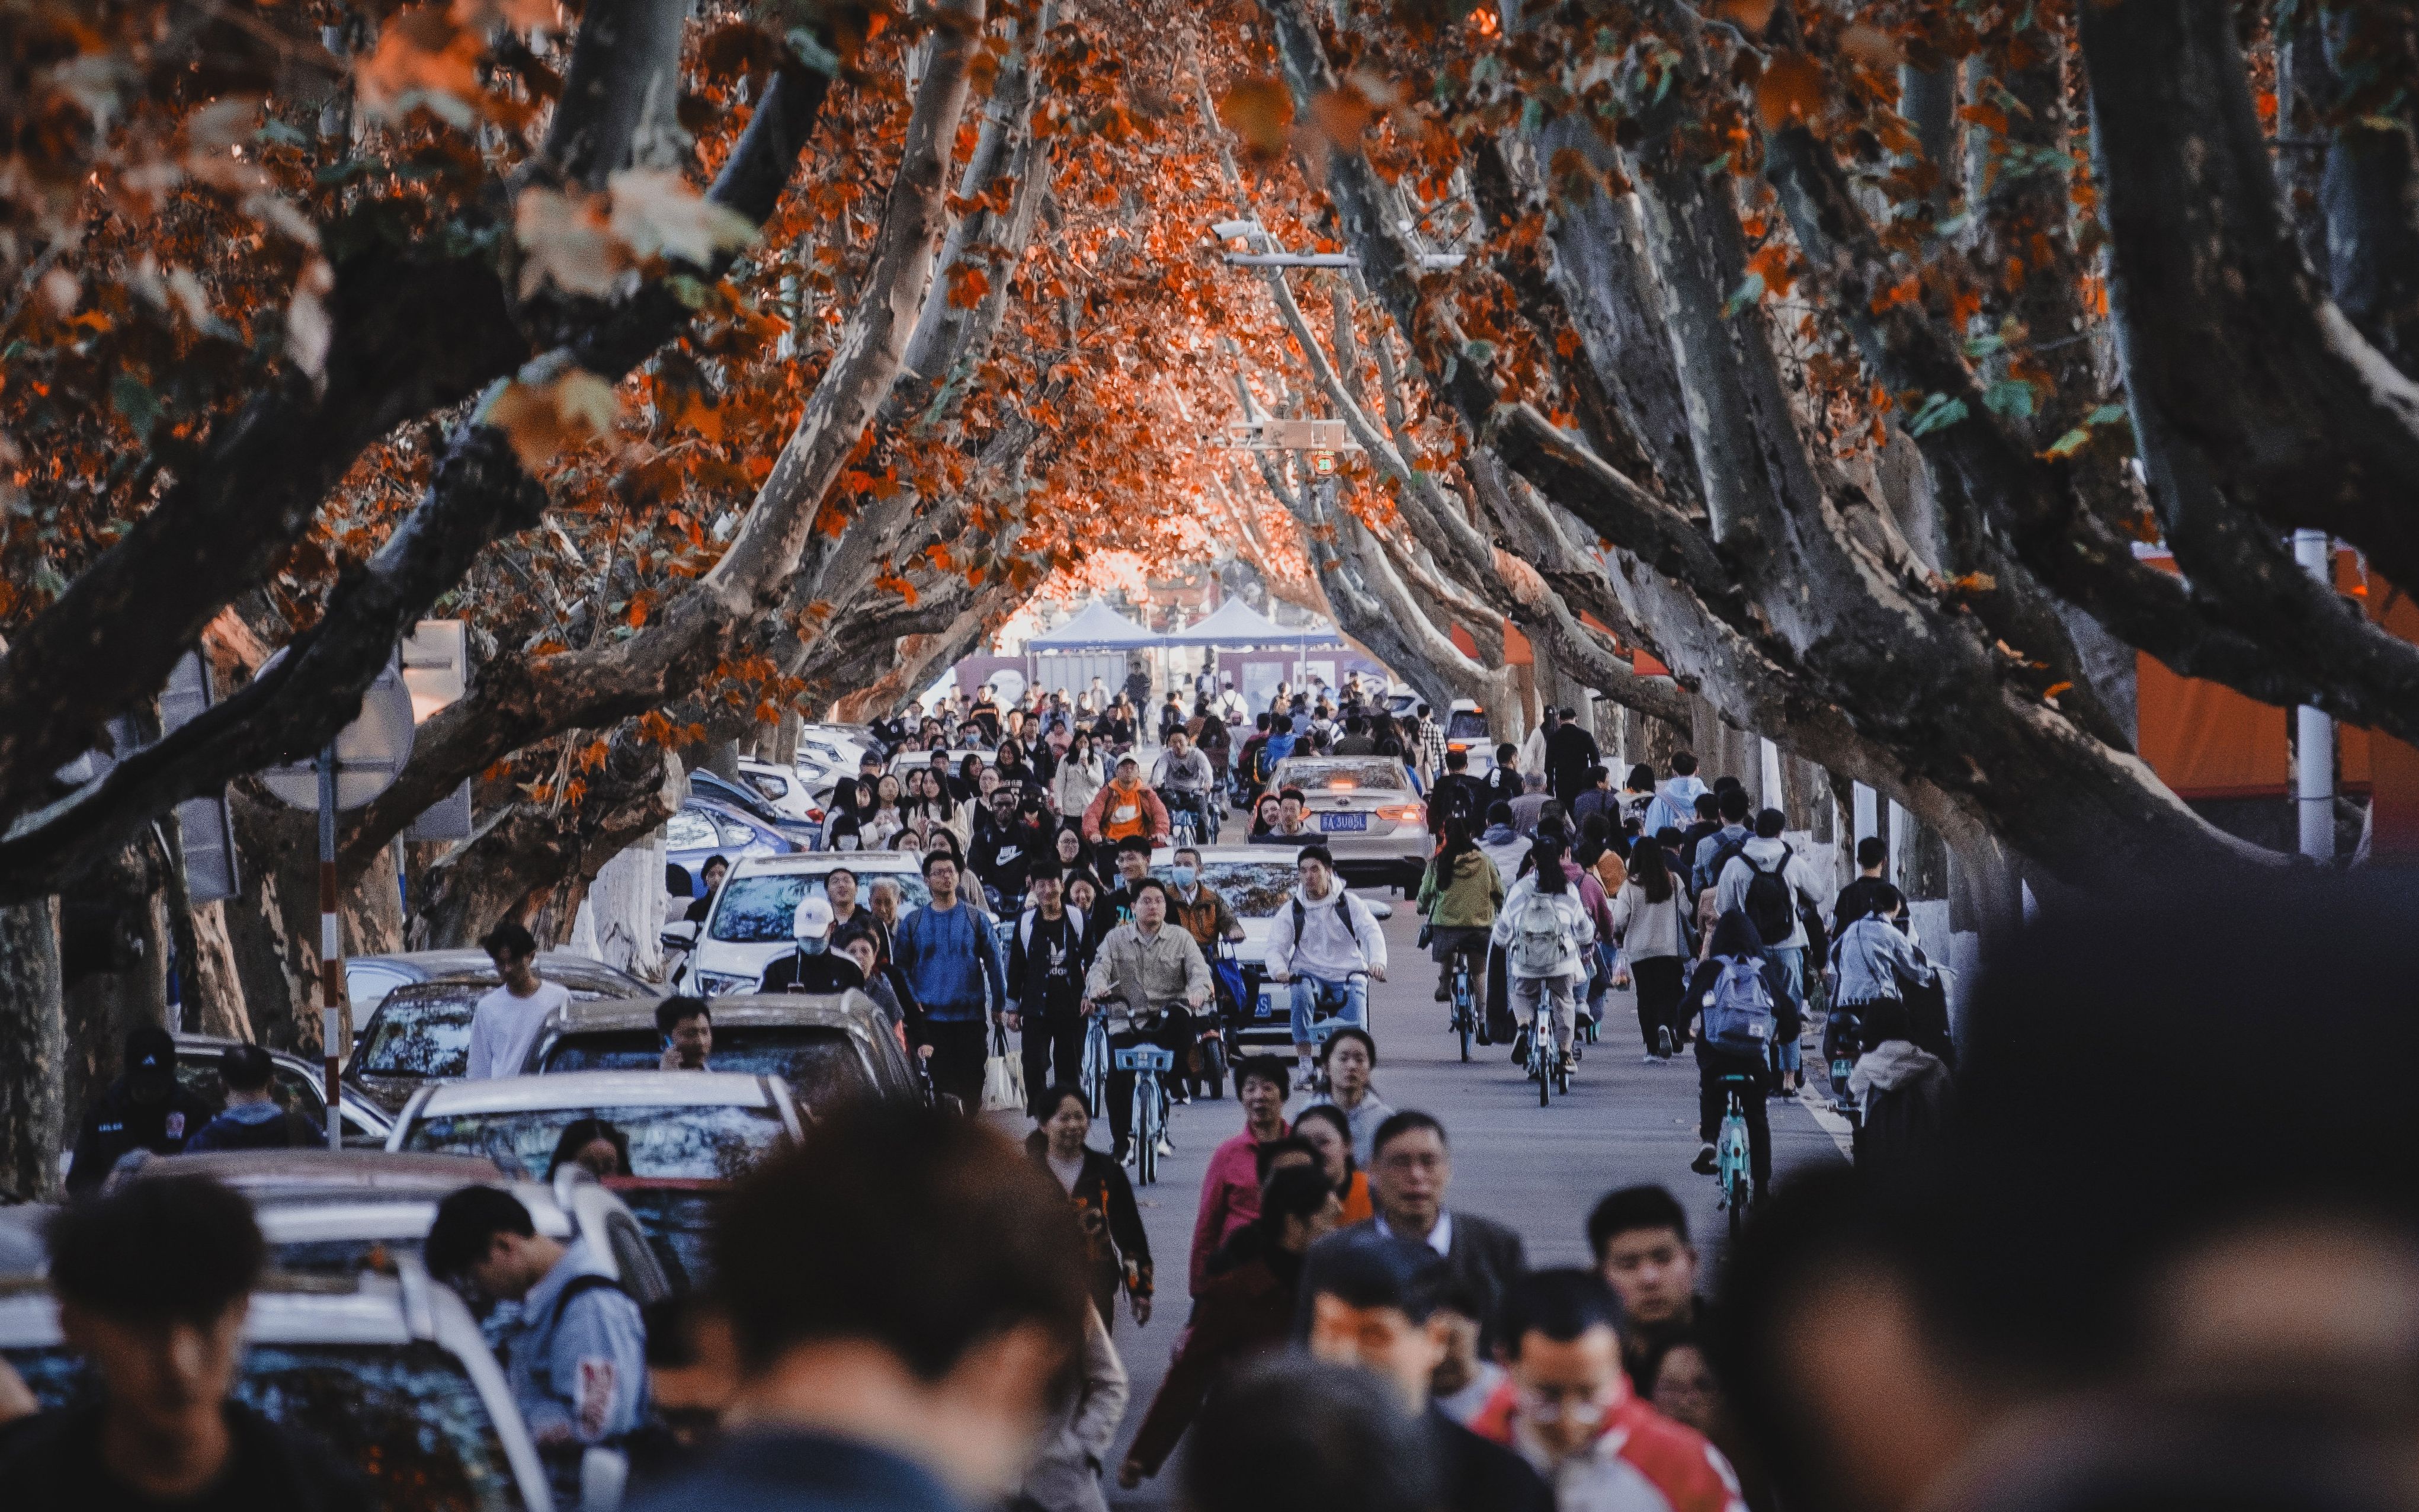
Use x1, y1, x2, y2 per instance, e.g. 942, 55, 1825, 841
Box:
1320, 812, 1368, 832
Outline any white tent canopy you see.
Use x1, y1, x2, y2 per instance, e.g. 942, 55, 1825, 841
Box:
1026, 600, 1167, 649
1168, 597, 1342, 646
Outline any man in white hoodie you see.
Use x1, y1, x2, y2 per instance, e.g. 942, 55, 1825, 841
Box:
1264, 844, 1390, 1089
1640, 751, 1709, 839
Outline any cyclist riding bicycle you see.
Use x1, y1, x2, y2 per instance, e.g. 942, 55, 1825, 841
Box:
1151, 731, 1219, 843
1165, 847, 1247, 1097
1685, 909, 1789, 1201
1082, 877, 1212, 1162
1490, 833, 1594, 1082
1417, 813, 1505, 1016
1263, 843, 1389, 1091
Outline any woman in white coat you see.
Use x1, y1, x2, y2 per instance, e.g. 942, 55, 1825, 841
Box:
1489, 834, 1595, 1077
1052, 729, 1106, 821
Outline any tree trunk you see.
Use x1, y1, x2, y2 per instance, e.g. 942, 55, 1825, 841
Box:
219, 790, 405, 1055
59, 841, 173, 1144
0, 899, 65, 1202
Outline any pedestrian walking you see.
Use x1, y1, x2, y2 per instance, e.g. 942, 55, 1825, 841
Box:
1295, 1026, 1393, 1166
1585, 1185, 1709, 1395
183, 1044, 319, 1151
1120, 1165, 1343, 1488
65, 1024, 214, 1193
1017, 1305, 1126, 1512
1180, 1357, 1440, 1512
466, 921, 571, 1079
1008, 863, 1090, 1098
0, 1175, 366, 1508
1027, 1085, 1152, 1329
1610, 840, 1690, 1061
1188, 1056, 1293, 1293
890, 853, 1008, 1111
1290, 1103, 1375, 1225
425, 1185, 649, 1504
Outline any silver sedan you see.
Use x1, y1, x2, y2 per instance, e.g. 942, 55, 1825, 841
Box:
1264, 755, 1430, 889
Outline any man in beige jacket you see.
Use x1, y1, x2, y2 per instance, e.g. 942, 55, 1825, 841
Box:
1084, 879, 1212, 1159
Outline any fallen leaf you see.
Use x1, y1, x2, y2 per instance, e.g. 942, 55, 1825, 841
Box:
1755, 52, 1826, 131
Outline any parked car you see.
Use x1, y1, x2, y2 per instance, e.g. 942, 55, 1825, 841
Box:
664, 851, 930, 997
345, 959, 653, 1117
344, 949, 639, 1035
1, 1267, 554, 1511
732, 758, 825, 827
526, 992, 922, 1109
169, 1033, 393, 1149
123, 1149, 674, 1300
691, 767, 819, 845
1149, 847, 1392, 1046
1443, 699, 1494, 773
664, 797, 800, 901
387, 1071, 804, 1284
1263, 755, 1431, 889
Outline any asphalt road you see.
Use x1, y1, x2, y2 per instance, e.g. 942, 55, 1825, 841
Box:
994, 885, 1847, 1508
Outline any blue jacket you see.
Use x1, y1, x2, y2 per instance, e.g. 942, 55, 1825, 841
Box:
892, 898, 1007, 1023
502, 1239, 649, 1500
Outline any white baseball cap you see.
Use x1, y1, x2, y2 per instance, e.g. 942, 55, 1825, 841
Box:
792, 895, 835, 941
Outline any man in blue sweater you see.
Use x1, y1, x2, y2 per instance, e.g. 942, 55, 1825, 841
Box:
892, 853, 1007, 1112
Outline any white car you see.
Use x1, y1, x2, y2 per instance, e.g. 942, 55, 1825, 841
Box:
664, 850, 930, 997
126, 1148, 675, 1300
387, 1070, 805, 1284
1148, 847, 1393, 1045
736, 758, 825, 824
1, 1268, 555, 1512
796, 723, 879, 774
1265, 755, 1431, 889
1444, 699, 1496, 775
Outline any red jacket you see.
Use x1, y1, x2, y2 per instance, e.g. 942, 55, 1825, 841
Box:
1082, 778, 1171, 845
1470, 1372, 1744, 1512
1189, 1125, 1286, 1293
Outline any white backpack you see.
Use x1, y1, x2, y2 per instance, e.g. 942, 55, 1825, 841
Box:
1508, 890, 1569, 975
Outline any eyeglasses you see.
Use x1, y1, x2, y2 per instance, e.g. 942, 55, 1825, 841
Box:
1515, 1385, 1609, 1425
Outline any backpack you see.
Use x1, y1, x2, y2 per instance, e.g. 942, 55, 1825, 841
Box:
1742, 845, 1797, 946
1699, 957, 1776, 1056
1507, 889, 1571, 976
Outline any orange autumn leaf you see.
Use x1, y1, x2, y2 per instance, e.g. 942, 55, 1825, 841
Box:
1308, 84, 1379, 150
1217, 78, 1295, 162
1838, 24, 1904, 72
1755, 53, 1826, 131
1747, 241, 1796, 299
1715, 0, 1779, 31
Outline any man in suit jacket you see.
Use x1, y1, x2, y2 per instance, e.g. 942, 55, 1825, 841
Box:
1295, 1110, 1528, 1353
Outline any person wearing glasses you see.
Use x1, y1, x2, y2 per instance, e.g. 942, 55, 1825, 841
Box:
1469, 1269, 1745, 1512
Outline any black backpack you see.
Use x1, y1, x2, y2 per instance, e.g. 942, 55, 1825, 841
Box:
1741, 844, 1798, 945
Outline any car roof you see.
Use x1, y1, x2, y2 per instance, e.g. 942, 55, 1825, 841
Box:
132, 1150, 508, 1194
1149, 845, 1302, 863
414, 1070, 777, 1115
0, 1270, 425, 1347
726, 851, 921, 878
348, 950, 648, 993
543, 992, 887, 1036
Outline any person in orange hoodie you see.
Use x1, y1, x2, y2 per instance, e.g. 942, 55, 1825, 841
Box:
1081, 755, 1171, 848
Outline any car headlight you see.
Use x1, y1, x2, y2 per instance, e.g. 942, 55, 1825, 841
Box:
694, 970, 754, 997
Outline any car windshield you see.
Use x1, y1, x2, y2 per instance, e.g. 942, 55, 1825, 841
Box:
709, 872, 929, 943
1273, 758, 1408, 792
608, 1187, 713, 1289
403, 1102, 787, 1182
355, 986, 490, 1077
177, 1054, 326, 1119
1446, 711, 1490, 742
540, 1029, 868, 1111
8, 1340, 523, 1512
1156, 860, 1302, 918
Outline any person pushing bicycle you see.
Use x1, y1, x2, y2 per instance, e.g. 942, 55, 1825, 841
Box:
1082, 877, 1213, 1162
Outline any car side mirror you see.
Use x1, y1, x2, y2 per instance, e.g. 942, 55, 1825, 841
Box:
660, 920, 699, 951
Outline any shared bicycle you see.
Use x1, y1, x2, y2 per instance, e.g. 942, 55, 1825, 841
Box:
1446, 949, 1477, 1063
1080, 1013, 1113, 1118
1525, 989, 1571, 1107
1116, 1044, 1176, 1185
1715, 1072, 1758, 1239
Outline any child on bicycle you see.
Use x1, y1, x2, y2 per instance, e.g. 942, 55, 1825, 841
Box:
1686, 910, 1789, 1199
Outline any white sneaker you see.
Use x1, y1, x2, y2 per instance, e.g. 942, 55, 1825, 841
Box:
1156, 1137, 1175, 1158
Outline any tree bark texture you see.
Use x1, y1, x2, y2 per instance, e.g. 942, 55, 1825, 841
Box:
0, 899, 65, 1202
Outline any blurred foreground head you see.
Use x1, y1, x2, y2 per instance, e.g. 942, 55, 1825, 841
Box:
704, 1103, 1090, 1499
1182, 1356, 1440, 1512
1724, 870, 2419, 1512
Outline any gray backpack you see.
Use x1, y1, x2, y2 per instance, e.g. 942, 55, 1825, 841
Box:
1508, 890, 1569, 975
1700, 957, 1776, 1056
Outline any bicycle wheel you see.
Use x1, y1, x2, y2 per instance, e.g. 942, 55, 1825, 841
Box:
1536, 1023, 1552, 1107
1454, 965, 1472, 1063
1135, 1082, 1159, 1184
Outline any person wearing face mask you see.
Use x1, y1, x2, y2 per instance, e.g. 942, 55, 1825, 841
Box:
759, 896, 861, 994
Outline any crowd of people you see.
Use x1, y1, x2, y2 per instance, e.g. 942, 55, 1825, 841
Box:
20, 859, 2409, 1512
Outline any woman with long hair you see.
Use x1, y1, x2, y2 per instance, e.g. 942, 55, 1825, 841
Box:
1053, 729, 1106, 818
1248, 790, 1283, 838
1490, 834, 1596, 1079
1417, 813, 1504, 1011
1684, 911, 1792, 1199
1288, 1103, 1373, 1224
1026, 1084, 1154, 1330
1611, 836, 1690, 1061
865, 773, 906, 850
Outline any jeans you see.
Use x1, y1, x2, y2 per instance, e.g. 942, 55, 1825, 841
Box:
1158, 787, 1215, 841
1288, 974, 1368, 1047
1510, 972, 1580, 1051
1105, 1010, 1191, 1151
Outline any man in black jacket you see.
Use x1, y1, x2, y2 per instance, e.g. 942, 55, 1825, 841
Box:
1083, 838, 1156, 954
1303, 1232, 1552, 1512
969, 786, 1045, 911
1296, 1111, 1527, 1354
1542, 706, 1603, 805
65, 1025, 214, 1194
1006, 861, 1090, 1100
760, 899, 861, 995
0, 1175, 364, 1510
182, 1045, 319, 1152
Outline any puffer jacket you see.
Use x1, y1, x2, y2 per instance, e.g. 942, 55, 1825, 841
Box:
1418, 847, 1506, 929
1490, 875, 1597, 980
1053, 752, 1106, 818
